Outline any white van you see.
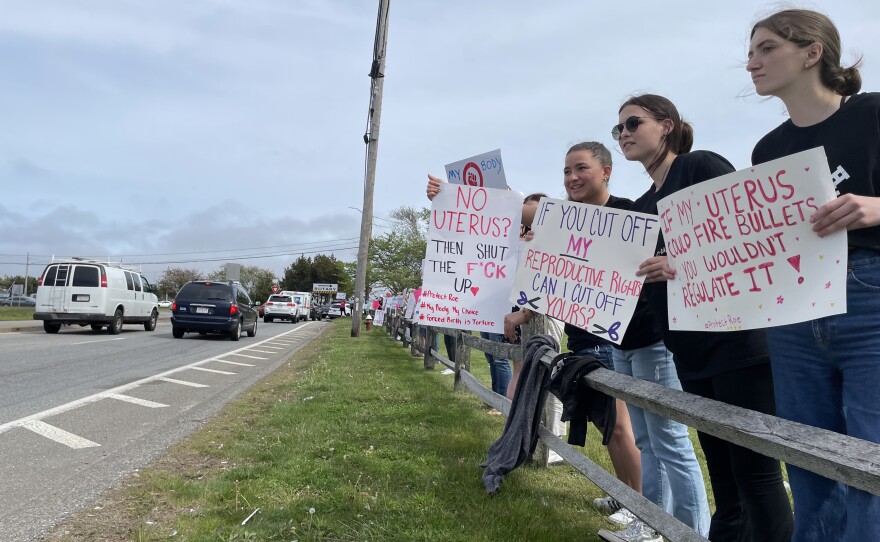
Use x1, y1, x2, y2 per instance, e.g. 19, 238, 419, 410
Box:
33, 259, 159, 334
280, 290, 314, 321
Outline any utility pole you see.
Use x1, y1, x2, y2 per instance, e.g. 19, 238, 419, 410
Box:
24, 253, 29, 296
352, 0, 390, 337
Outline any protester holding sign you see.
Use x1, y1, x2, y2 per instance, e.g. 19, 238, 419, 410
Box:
748, 9, 880, 541
617, 94, 793, 542
518, 142, 709, 540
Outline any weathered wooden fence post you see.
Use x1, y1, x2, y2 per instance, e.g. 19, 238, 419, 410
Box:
424, 327, 436, 370
453, 331, 471, 391
410, 323, 421, 357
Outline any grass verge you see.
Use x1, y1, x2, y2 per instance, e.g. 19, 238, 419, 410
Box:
48, 319, 710, 542
0, 306, 34, 321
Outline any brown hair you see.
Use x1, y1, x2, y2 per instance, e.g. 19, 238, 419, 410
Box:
618, 94, 693, 175
751, 9, 862, 95
566, 141, 612, 169
523, 192, 547, 203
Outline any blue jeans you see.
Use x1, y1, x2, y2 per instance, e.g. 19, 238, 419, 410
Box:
613, 341, 710, 537
767, 249, 880, 542
574, 342, 614, 369
481, 332, 511, 395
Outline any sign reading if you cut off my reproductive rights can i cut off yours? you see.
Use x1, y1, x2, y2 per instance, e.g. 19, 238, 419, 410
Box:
509, 197, 659, 345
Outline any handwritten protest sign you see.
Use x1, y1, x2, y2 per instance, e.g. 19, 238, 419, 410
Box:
446, 149, 507, 189
509, 197, 660, 344
656, 147, 846, 331
373, 309, 385, 326
421, 185, 522, 333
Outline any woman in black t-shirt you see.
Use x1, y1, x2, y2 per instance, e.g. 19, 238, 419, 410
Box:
615, 93, 793, 542
748, 9, 880, 542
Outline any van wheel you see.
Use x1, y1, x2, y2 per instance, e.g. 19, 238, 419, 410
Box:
230, 320, 241, 341
108, 310, 123, 335
90, 324, 103, 332
44, 322, 61, 334
144, 310, 158, 331
247, 318, 257, 337
172, 327, 184, 338
263, 316, 271, 323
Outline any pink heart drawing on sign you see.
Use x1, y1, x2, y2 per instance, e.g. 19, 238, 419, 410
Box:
812, 302, 816, 307
805, 167, 810, 172
470, 286, 479, 296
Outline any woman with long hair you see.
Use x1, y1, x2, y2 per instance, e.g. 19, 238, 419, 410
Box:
748, 9, 880, 541
616, 94, 793, 541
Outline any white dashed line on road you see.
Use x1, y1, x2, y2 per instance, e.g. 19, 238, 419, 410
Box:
107, 394, 168, 408
158, 377, 209, 388
214, 359, 255, 367
22, 420, 100, 449
72, 338, 126, 345
190, 367, 237, 375
226, 353, 268, 360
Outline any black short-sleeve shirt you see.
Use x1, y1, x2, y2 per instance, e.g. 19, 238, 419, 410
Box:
630, 151, 771, 380
752, 92, 880, 253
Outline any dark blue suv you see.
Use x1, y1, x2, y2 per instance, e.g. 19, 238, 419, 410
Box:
170, 281, 258, 341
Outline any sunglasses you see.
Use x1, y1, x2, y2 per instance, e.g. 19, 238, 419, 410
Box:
612, 116, 651, 140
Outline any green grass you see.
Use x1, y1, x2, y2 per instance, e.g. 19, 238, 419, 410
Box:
0, 306, 34, 320
51, 319, 715, 542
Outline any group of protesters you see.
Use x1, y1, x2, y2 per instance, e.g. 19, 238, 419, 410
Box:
423, 8, 877, 542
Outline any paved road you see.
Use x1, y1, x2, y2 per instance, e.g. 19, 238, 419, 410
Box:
0, 316, 328, 541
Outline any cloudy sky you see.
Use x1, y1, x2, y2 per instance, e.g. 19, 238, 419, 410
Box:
1, 0, 877, 284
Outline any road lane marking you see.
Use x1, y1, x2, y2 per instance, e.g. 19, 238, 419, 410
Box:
255, 345, 283, 350
190, 367, 237, 375
0, 322, 313, 439
22, 420, 100, 449
72, 338, 127, 345
245, 349, 276, 354
215, 359, 255, 367
108, 394, 168, 408
227, 353, 268, 360
158, 377, 209, 388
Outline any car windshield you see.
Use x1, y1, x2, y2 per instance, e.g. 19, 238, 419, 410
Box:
269, 295, 291, 302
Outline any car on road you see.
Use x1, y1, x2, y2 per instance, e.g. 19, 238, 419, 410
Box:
158, 300, 172, 308
263, 294, 302, 323
0, 295, 36, 307
170, 281, 258, 341
318, 303, 342, 319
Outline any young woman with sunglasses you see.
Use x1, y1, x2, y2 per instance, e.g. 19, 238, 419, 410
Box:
616, 94, 794, 542
747, 9, 879, 541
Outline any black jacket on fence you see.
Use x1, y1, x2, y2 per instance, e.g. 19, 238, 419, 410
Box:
545, 353, 617, 446
481, 334, 558, 495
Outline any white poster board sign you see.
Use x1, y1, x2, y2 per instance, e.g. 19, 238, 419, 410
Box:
373, 309, 385, 326
405, 292, 417, 321
421, 185, 522, 333
445, 149, 507, 189
657, 147, 846, 331
509, 197, 660, 344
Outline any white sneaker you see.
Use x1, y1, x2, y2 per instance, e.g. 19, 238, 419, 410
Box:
598, 519, 663, 542
607, 507, 636, 526
592, 496, 623, 513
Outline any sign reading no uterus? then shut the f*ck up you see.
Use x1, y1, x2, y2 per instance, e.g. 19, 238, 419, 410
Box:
656, 146, 847, 332
420, 184, 522, 334
509, 197, 660, 345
